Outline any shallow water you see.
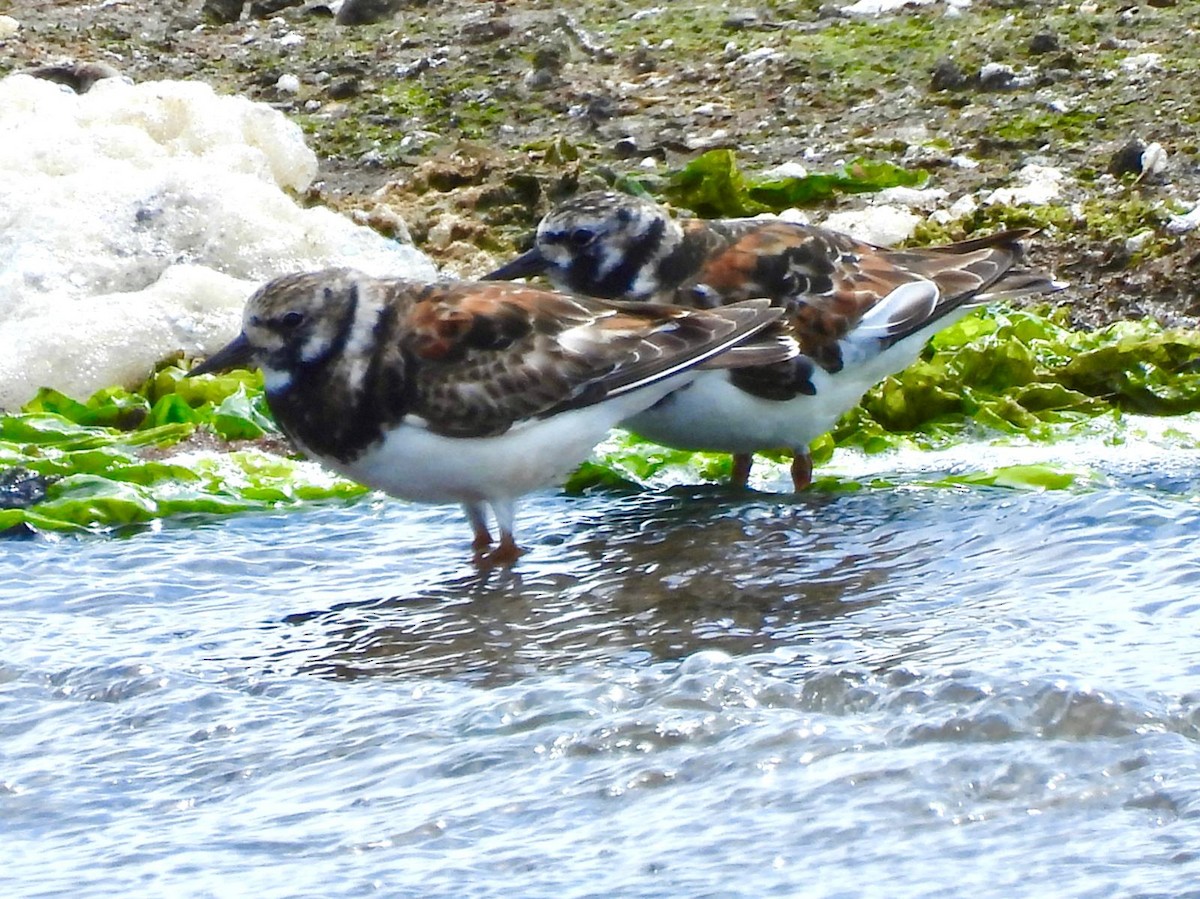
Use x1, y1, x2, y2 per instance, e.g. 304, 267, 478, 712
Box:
3, 443, 1200, 898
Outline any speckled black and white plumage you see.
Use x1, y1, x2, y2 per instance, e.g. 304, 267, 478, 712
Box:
190, 269, 788, 565
485, 191, 1064, 490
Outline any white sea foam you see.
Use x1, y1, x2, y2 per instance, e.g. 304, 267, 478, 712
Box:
0, 74, 436, 409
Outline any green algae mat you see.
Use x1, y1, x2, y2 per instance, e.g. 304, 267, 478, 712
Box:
3, 305, 1198, 534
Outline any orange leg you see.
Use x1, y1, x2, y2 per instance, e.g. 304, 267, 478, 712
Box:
790, 451, 814, 491
475, 534, 525, 569
730, 453, 753, 489
472, 499, 524, 568
463, 503, 493, 553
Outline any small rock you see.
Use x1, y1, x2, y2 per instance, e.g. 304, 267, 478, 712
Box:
249, 0, 304, 17
26, 61, 123, 93
930, 58, 967, 92
460, 19, 513, 44
761, 162, 810, 180
275, 73, 301, 93
1, 522, 38, 540
1125, 230, 1155, 254
532, 46, 565, 72
335, 0, 402, 26
327, 76, 360, 99
201, 0, 246, 25
822, 205, 919, 247
0, 468, 48, 511
628, 47, 657, 73
584, 95, 619, 122
978, 62, 1016, 90
1028, 32, 1059, 55
524, 68, 557, 91
1166, 202, 1200, 234
1120, 53, 1162, 74
723, 11, 761, 30
613, 137, 639, 158
0, 15, 20, 39
984, 164, 1066, 207
1141, 142, 1168, 178
1109, 139, 1147, 176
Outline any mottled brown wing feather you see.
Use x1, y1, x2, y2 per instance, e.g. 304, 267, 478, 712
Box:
397, 281, 781, 438
676, 221, 1041, 371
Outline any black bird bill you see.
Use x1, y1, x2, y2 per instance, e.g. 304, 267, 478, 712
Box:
188, 332, 254, 376
481, 247, 548, 281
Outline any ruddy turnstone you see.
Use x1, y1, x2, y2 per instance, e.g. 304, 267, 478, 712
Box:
188, 269, 788, 566
485, 190, 1063, 490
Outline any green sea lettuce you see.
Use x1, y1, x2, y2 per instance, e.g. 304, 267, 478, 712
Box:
658, 149, 928, 217
0, 364, 364, 533
3, 305, 1200, 532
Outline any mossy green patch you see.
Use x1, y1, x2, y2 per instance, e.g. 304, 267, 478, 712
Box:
4, 307, 1200, 531
0, 363, 364, 534
645, 149, 927, 218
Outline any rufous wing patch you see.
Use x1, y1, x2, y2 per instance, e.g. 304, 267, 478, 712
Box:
409, 303, 475, 361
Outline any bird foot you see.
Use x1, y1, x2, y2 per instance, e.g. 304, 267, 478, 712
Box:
790, 453, 814, 492
730, 453, 753, 489
473, 535, 524, 569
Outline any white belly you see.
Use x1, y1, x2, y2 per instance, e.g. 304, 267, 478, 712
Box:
622, 370, 829, 454
621, 318, 962, 455
318, 374, 694, 505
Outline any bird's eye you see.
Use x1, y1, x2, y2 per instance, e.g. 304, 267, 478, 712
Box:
569, 228, 596, 247
280, 310, 305, 329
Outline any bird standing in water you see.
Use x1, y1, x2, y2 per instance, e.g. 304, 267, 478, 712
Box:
486, 190, 1064, 490
189, 269, 789, 566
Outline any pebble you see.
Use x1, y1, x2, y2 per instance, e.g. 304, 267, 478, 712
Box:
460, 19, 513, 44
613, 137, 639, 158
822, 205, 919, 247
275, 73, 301, 93
1120, 53, 1163, 74
336, 0, 401, 26
0, 15, 19, 39
761, 162, 810, 180
930, 58, 967, 92
929, 194, 980, 225
1028, 32, 1059, 55
1166, 202, 1200, 234
1140, 142, 1168, 178
26, 62, 123, 93
201, 0, 245, 24
1124, 230, 1155, 253
327, 77, 360, 99
977, 62, 1015, 89
0, 468, 47, 511
249, 0, 304, 17
1109, 138, 1167, 178
984, 164, 1066, 206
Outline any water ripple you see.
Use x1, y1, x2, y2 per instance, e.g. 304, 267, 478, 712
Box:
3, 466, 1200, 896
